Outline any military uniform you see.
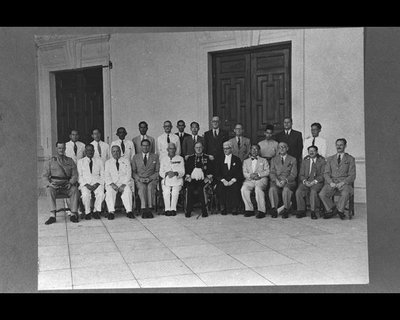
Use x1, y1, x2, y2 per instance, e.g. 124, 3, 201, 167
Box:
42, 155, 79, 214
185, 153, 214, 216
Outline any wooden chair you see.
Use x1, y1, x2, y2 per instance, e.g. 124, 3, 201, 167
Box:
319, 182, 355, 219
55, 194, 71, 215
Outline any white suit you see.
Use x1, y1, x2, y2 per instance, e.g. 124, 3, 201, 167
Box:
65, 140, 85, 164
159, 155, 185, 211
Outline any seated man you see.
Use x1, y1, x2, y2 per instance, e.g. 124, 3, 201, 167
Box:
185, 141, 214, 218
159, 143, 185, 216
43, 141, 80, 224
104, 145, 134, 220
241, 144, 270, 219
77, 144, 105, 220
131, 139, 160, 219
295, 145, 325, 220
215, 141, 243, 215
268, 142, 297, 219
319, 138, 356, 220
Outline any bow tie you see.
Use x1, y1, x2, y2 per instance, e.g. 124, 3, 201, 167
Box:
251, 157, 258, 160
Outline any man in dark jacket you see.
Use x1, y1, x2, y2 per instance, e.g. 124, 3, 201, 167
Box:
203, 116, 229, 162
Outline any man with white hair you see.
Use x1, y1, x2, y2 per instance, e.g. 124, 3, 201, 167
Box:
159, 142, 185, 216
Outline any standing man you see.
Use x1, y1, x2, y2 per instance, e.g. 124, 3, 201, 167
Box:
111, 127, 135, 162
42, 142, 80, 224
203, 116, 229, 162
303, 122, 327, 159
65, 129, 86, 164
229, 123, 251, 162
159, 143, 185, 216
215, 141, 243, 215
241, 145, 270, 219
175, 120, 191, 155
319, 138, 356, 220
181, 121, 204, 160
185, 142, 214, 218
131, 139, 160, 219
77, 144, 105, 220
258, 124, 279, 165
132, 121, 155, 155
295, 145, 325, 220
91, 128, 110, 165
157, 120, 181, 159
268, 142, 297, 219
104, 145, 134, 220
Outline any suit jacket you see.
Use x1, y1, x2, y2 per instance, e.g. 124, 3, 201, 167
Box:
175, 132, 191, 152
181, 135, 205, 158
298, 156, 325, 184
203, 128, 229, 160
104, 157, 132, 186
132, 135, 155, 154
77, 157, 104, 187
242, 156, 269, 184
131, 152, 160, 182
274, 129, 303, 162
65, 140, 85, 164
229, 136, 251, 162
42, 155, 78, 187
323, 153, 356, 185
110, 139, 135, 161
269, 154, 297, 187
215, 154, 243, 182
185, 153, 214, 178
159, 154, 185, 187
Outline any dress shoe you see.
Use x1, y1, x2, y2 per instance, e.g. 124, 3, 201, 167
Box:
79, 213, 85, 220
281, 209, 289, 219
92, 211, 101, 219
296, 210, 306, 218
232, 211, 239, 216
244, 211, 255, 217
185, 212, 191, 218
337, 210, 346, 220
165, 211, 171, 216
85, 213, 92, 220
108, 212, 115, 220
270, 208, 278, 218
45, 216, 56, 225
323, 208, 337, 219
202, 211, 208, 218
221, 209, 227, 215
147, 210, 154, 219
255, 211, 266, 219
70, 214, 79, 223
310, 211, 318, 220
127, 211, 135, 219
171, 211, 177, 216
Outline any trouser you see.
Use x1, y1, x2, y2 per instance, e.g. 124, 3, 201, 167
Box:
295, 183, 323, 212
241, 179, 267, 213
319, 184, 353, 213
162, 184, 182, 211
269, 182, 295, 209
80, 185, 105, 213
136, 180, 157, 209
186, 180, 207, 213
105, 184, 133, 212
216, 181, 240, 211
48, 185, 79, 213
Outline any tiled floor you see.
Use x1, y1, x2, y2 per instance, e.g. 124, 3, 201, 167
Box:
37, 196, 369, 290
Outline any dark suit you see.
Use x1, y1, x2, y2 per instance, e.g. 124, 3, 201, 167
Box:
185, 153, 215, 214
215, 154, 243, 212
181, 135, 205, 158
175, 132, 191, 155
274, 129, 303, 174
204, 128, 229, 161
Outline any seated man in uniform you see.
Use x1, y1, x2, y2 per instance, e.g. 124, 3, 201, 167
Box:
215, 141, 243, 215
77, 144, 105, 220
295, 145, 325, 220
319, 138, 356, 220
268, 142, 297, 219
104, 145, 134, 220
159, 142, 185, 216
43, 141, 80, 224
185, 141, 214, 218
241, 144, 270, 219
131, 139, 160, 219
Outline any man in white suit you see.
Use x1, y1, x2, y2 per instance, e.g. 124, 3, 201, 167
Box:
90, 128, 110, 165
241, 144, 270, 219
65, 129, 86, 164
77, 144, 105, 220
104, 145, 134, 220
157, 120, 181, 159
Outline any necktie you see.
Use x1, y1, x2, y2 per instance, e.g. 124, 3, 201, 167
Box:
193, 135, 196, 143
312, 137, 315, 146
167, 134, 170, 144
74, 142, 77, 155
281, 157, 284, 165
213, 130, 217, 138
338, 154, 341, 165
286, 131, 289, 136
116, 159, 119, 171
238, 137, 241, 149
121, 140, 125, 154
251, 157, 257, 161
143, 154, 147, 166
89, 158, 93, 173
97, 141, 102, 157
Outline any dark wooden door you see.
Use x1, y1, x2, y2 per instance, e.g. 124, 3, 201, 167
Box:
55, 66, 104, 145
212, 42, 291, 143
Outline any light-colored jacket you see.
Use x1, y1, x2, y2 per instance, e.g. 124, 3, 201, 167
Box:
229, 136, 251, 162
104, 157, 132, 186
77, 157, 104, 188
323, 153, 356, 185
159, 154, 185, 187
242, 156, 269, 184
131, 152, 160, 182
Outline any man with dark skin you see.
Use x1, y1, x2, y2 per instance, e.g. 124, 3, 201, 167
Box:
111, 127, 135, 161
175, 120, 190, 155
133, 121, 155, 154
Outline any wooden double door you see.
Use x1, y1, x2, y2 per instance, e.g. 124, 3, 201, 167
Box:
211, 42, 291, 143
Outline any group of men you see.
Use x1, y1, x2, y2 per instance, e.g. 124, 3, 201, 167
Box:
43, 116, 356, 225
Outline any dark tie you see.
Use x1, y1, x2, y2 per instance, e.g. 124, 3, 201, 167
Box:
281, 157, 284, 165
143, 154, 148, 166
167, 134, 170, 144
251, 157, 257, 161
286, 131, 289, 136
193, 135, 196, 143
238, 137, 241, 149
312, 137, 315, 146
97, 142, 102, 157
213, 130, 217, 138
338, 154, 341, 165
121, 140, 125, 154
89, 158, 93, 174
116, 159, 119, 171
74, 142, 77, 155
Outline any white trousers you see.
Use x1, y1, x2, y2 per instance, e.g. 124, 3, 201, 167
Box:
81, 185, 105, 213
105, 184, 133, 213
162, 184, 182, 211
241, 180, 267, 213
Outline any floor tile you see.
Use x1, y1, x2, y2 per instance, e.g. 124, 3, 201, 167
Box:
128, 259, 193, 279
257, 237, 313, 251
169, 244, 225, 259
38, 235, 68, 247
67, 232, 112, 245
115, 238, 166, 251
231, 250, 297, 268
158, 235, 209, 247
38, 269, 72, 291
39, 255, 71, 271
109, 230, 156, 241
213, 240, 271, 255
121, 247, 177, 263
70, 251, 125, 269
69, 241, 119, 256
278, 247, 334, 264
72, 263, 135, 286
138, 274, 206, 288
198, 232, 250, 244
198, 268, 274, 287
38, 244, 69, 258
73, 280, 141, 290
181, 255, 247, 273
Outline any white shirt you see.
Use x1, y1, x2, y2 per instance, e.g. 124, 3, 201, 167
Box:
142, 152, 150, 160
192, 134, 198, 143
285, 129, 292, 135
159, 155, 185, 187
91, 140, 110, 164
77, 156, 104, 187
303, 135, 327, 158
110, 139, 135, 161
280, 154, 287, 163
65, 140, 85, 164
213, 128, 220, 136
104, 157, 132, 186
224, 153, 232, 170
156, 132, 181, 159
